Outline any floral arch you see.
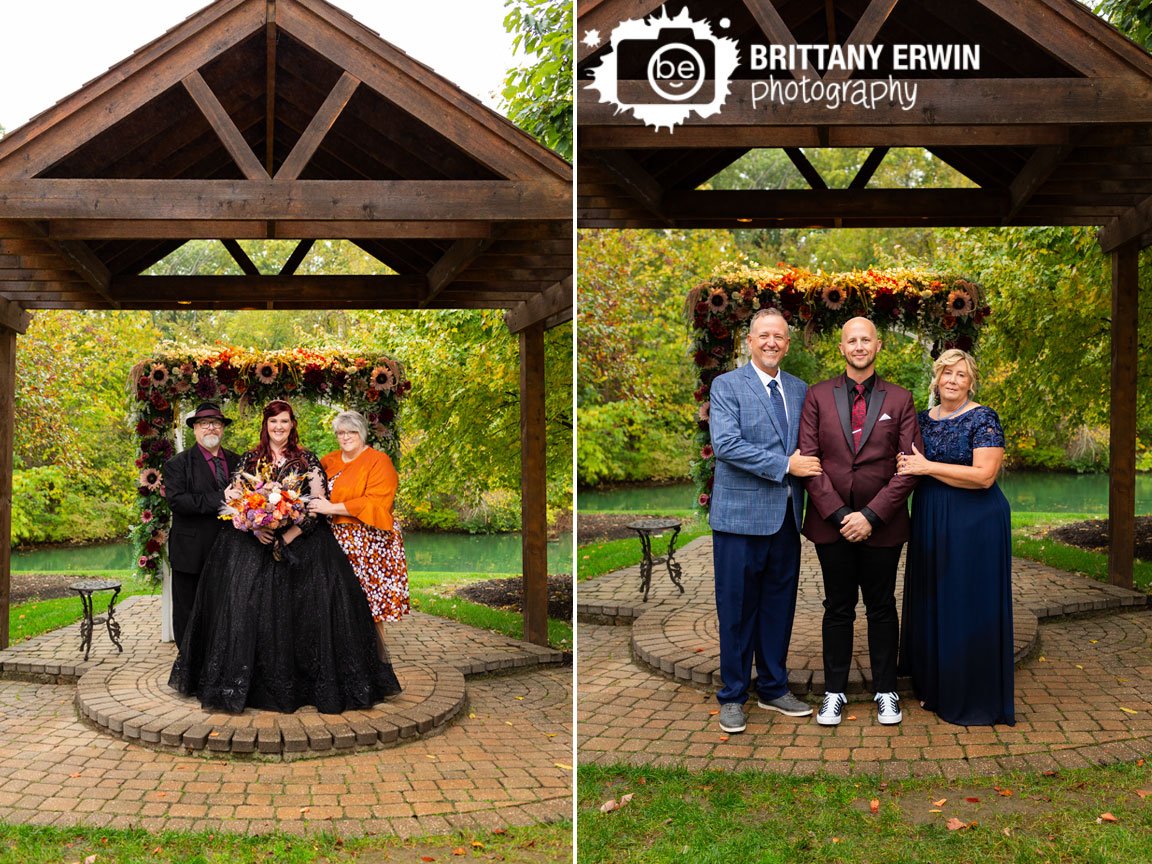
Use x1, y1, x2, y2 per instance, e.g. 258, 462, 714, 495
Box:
129, 346, 409, 579
689, 266, 990, 511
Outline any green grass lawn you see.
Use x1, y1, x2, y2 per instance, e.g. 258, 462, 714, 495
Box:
0, 821, 570, 864
578, 762, 1152, 864
10, 568, 571, 651
578, 509, 1151, 592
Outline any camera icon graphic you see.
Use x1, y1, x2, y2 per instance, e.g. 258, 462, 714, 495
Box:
587, 8, 740, 132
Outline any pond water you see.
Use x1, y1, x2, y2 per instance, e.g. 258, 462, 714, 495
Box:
13, 530, 574, 575
579, 472, 1152, 515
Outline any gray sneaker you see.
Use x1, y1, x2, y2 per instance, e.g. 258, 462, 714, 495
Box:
718, 702, 746, 733
758, 692, 814, 717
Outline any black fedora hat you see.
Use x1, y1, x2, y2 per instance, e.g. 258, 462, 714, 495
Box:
185, 403, 232, 428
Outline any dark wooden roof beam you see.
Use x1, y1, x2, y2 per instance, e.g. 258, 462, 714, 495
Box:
576, 0, 664, 63
0, 179, 571, 222
278, 239, 315, 275
265, 0, 278, 174
849, 147, 889, 189
594, 152, 671, 224
505, 276, 572, 333
745, 0, 812, 83
823, 0, 901, 84
785, 148, 829, 189
221, 238, 261, 274
423, 237, 497, 305
0, 299, 31, 333
274, 71, 360, 180
0, 221, 116, 305
182, 71, 270, 180
1098, 194, 1152, 252
661, 188, 1006, 221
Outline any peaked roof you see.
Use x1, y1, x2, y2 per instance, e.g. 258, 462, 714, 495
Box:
0, 0, 572, 332
576, 0, 1152, 248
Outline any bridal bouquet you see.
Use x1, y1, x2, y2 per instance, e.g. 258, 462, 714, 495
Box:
219, 462, 310, 532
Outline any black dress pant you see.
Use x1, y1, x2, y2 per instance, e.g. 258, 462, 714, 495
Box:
815, 540, 904, 693
171, 568, 201, 648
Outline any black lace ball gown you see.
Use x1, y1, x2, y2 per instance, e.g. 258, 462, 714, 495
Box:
169, 449, 402, 714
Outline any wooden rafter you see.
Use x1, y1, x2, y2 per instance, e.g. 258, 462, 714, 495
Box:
182, 71, 270, 181
744, 0, 811, 83
848, 147, 889, 190
42, 220, 496, 240
576, 0, 664, 63
505, 276, 572, 333
594, 152, 671, 224
278, 239, 315, 275
0, 179, 571, 222
265, 0, 278, 175
823, 0, 901, 84
1004, 145, 1077, 223
784, 149, 828, 190
424, 237, 496, 305
1098, 194, 1152, 252
274, 72, 360, 181
0, 299, 30, 334
221, 239, 261, 275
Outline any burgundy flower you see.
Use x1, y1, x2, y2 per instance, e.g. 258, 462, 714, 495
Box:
698, 493, 710, 507
694, 384, 709, 403
701, 444, 714, 459
330, 370, 348, 391
381, 407, 395, 423
145, 538, 162, 554
136, 419, 157, 437
150, 393, 169, 411
215, 362, 238, 387
195, 374, 218, 399
302, 365, 326, 388
708, 320, 730, 340
956, 335, 974, 352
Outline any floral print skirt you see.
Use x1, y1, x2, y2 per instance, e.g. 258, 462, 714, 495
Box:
331, 521, 410, 622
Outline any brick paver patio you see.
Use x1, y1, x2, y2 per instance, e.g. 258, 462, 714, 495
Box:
578, 536, 1152, 776
0, 596, 572, 836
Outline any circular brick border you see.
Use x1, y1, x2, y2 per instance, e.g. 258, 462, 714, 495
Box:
630, 601, 1039, 697
76, 657, 465, 758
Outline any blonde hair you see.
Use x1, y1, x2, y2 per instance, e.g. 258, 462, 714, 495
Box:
931, 348, 979, 401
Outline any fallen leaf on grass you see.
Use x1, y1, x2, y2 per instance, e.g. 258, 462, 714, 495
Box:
1134, 789, 1151, 799
1139, 759, 1146, 767
928, 809, 942, 814
472, 841, 485, 849
452, 849, 466, 856
492, 828, 507, 835
1043, 771, 1058, 777
831, 837, 841, 844
85, 857, 98, 864
932, 798, 947, 807
1002, 827, 1012, 837
600, 793, 634, 814
946, 818, 968, 831
1098, 813, 1119, 823
965, 797, 980, 803
869, 799, 879, 814
421, 857, 436, 862
995, 788, 1013, 797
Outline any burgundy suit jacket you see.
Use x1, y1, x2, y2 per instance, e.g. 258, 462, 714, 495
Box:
798, 374, 923, 547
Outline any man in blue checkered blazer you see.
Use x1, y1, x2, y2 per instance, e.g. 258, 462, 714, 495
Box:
707, 308, 822, 734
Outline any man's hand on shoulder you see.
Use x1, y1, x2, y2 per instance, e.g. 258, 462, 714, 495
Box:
788, 449, 822, 477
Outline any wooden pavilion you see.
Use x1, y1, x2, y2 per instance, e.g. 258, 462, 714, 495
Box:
577, 0, 1150, 589
0, 0, 572, 647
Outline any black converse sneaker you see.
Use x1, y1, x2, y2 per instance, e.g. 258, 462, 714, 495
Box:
817, 692, 847, 726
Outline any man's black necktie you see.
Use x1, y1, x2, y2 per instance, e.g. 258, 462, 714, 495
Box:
212, 456, 227, 486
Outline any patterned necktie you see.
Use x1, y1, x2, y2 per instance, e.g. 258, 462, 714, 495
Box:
767, 379, 788, 438
851, 382, 867, 451
212, 456, 227, 485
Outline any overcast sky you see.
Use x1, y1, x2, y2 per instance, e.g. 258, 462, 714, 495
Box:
0, 0, 519, 133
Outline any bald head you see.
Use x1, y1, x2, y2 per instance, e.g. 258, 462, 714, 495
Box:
839, 317, 881, 380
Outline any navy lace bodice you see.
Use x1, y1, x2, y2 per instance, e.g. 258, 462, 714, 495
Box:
918, 405, 1005, 466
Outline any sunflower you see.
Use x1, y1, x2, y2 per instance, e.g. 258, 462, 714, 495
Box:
707, 287, 729, 313
149, 364, 169, 387
821, 285, 846, 310
369, 366, 396, 392
255, 362, 279, 384
946, 289, 975, 317
138, 468, 162, 490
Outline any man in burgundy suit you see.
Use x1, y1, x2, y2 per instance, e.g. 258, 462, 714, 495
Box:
798, 317, 923, 726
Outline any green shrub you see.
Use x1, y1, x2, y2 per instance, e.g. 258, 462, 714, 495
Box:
577, 402, 691, 486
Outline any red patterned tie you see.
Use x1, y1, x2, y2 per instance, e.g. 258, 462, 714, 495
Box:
851, 383, 866, 451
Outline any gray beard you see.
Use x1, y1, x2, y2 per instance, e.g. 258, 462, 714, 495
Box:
202, 434, 221, 449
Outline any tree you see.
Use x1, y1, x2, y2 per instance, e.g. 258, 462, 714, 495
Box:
501, 0, 572, 159
1095, 0, 1152, 50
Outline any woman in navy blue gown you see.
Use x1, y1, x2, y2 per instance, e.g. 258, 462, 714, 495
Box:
897, 349, 1014, 726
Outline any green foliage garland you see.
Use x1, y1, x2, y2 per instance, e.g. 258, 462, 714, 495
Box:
689, 266, 990, 511
129, 345, 408, 580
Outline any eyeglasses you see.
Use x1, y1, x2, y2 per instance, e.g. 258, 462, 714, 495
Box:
335, 430, 360, 438
194, 420, 224, 429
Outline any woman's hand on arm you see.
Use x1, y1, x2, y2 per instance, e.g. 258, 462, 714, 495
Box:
307, 497, 350, 517
898, 445, 1003, 489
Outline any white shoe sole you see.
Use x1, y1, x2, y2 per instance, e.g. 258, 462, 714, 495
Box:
878, 712, 903, 725
817, 713, 843, 726
757, 700, 813, 717
719, 721, 746, 733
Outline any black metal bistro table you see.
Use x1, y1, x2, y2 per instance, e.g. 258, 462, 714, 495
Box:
626, 518, 686, 602
68, 579, 124, 661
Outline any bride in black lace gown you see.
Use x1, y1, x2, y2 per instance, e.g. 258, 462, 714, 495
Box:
169, 400, 402, 714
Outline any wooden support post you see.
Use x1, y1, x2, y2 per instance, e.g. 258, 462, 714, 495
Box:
519, 322, 548, 646
1108, 240, 1139, 590
0, 326, 16, 649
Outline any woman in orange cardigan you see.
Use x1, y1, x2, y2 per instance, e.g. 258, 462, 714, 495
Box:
308, 411, 410, 645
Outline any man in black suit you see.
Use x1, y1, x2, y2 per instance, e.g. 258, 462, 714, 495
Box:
163, 402, 240, 645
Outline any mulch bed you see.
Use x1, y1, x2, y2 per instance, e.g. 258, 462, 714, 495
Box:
10, 573, 87, 605
1048, 516, 1152, 562
455, 575, 572, 623
576, 513, 675, 544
